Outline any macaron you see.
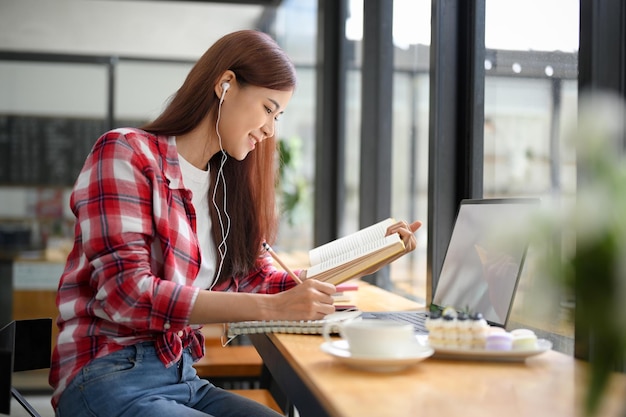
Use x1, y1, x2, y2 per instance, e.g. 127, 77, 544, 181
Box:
485, 330, 513, 351
511, 328, 538, 350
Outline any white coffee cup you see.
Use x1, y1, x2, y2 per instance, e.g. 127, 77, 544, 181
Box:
323, 319, 418, 358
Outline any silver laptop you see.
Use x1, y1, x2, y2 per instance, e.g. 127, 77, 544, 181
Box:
362, 198, 539, 334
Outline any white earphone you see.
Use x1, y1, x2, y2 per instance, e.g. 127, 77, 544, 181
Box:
220, 82, 230, 101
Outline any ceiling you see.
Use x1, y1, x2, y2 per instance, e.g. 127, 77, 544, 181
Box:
0, 0, 281, 59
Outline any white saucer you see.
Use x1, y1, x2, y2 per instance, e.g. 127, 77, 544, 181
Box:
320, 340, 434, 372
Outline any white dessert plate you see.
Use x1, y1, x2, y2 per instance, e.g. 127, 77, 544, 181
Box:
320, 340, 434, 372
425, 338, 553, 362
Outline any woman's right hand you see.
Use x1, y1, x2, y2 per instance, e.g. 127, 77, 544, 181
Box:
268, 278, 336, 321
189, 276, 336, 325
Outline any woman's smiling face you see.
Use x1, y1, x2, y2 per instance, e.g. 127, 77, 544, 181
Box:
216, 83, 293, 161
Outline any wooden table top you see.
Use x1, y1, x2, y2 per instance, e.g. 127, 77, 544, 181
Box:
254, 281, 626, 417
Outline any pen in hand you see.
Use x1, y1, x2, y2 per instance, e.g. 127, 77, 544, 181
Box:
262, 242, 303, 285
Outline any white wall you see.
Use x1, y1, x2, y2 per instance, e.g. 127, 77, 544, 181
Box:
0, 62, 109, 115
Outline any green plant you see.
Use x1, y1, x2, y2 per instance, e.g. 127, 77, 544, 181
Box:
276, 136, 306, 226
530, 92, 626, 416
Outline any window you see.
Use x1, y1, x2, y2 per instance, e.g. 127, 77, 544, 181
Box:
484, 0, 579, 353
342, 0, 431, 303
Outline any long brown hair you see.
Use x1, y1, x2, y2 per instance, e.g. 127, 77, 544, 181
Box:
142, 30, 296, 283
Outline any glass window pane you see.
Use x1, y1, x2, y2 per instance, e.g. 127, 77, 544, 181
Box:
344, 0, 431, 303
484, 0, 579, 354
0, 61, 108, 253
270, 0, 318, 258
389, 1, 430, 303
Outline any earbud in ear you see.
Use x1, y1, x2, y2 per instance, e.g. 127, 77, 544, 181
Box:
221, 82, 230, 99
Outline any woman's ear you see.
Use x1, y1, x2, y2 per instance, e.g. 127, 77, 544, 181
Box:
214, 70, 236, 99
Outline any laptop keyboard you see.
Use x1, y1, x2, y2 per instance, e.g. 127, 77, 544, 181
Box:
360, 311, 429, 334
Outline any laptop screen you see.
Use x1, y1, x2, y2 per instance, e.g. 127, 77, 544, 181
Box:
432, 198, 538, 327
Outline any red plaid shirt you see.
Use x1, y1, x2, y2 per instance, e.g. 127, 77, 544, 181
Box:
49, 128, 296, 408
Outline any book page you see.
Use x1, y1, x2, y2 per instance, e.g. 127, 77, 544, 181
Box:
307, 233, 402, 278
309, 218, 395, 265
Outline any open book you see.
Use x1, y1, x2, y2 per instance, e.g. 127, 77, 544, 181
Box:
304, 218, 405, 285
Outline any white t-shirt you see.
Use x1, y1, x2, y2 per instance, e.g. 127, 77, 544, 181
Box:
178, 152, 217, 289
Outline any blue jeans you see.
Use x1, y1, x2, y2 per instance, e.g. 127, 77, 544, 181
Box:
56, 342, 284, 417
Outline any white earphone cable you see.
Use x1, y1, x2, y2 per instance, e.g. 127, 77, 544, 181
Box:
210, 89, 231, 290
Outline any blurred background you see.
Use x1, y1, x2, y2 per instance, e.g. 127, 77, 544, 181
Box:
0, 0, 584, 379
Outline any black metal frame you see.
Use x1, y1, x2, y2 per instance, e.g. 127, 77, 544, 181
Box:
426, 0, 485, 303
0, 318, 52, 417
358, 0, 395, 289
313, 0, 349, 247
249, 334, 330, 417
577, 0, 626, 364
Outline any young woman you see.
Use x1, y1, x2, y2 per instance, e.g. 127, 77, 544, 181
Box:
49, 30, 421, 416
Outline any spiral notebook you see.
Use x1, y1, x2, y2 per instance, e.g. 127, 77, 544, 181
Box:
226, 310, 362, 338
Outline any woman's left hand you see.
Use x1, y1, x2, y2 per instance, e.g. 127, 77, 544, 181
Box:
348, 219, 422, 279
386, 220, 422, 254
